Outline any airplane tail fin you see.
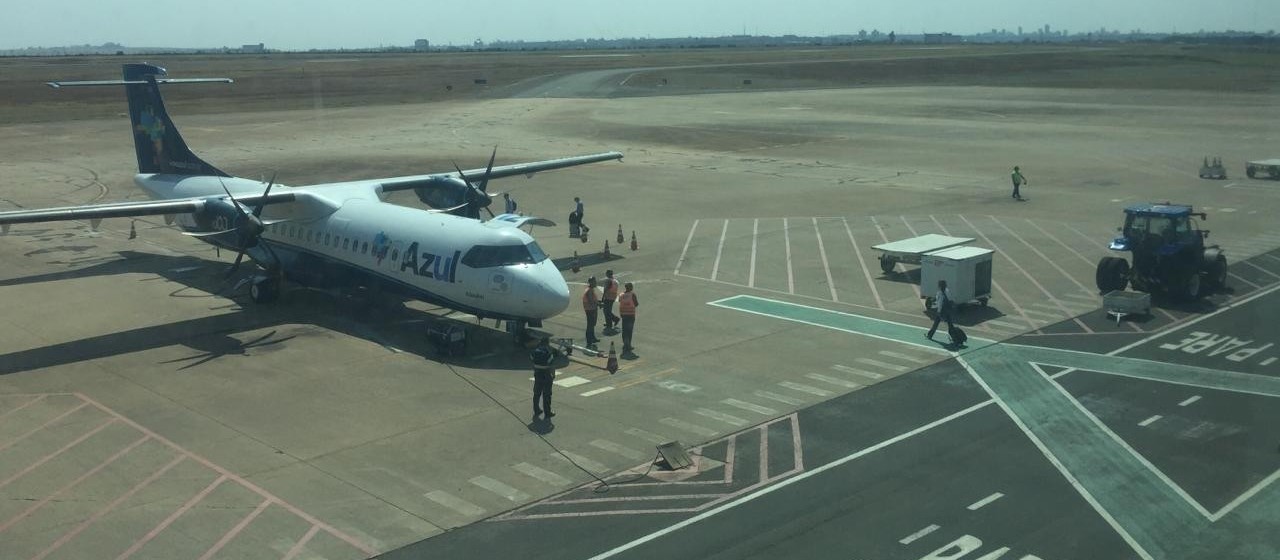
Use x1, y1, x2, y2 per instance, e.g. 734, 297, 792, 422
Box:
48, 63, 232, 177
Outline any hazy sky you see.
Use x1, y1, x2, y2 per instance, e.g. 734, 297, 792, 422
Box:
2, 0, 1275, 50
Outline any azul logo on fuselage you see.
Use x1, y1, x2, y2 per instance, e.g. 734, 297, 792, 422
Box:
400, 241, 460, 283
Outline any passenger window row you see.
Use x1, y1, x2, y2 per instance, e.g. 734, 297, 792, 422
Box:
264, 223, 371, 256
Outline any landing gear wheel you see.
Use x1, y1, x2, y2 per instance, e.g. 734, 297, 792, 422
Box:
879, 256, 896, 274
250, 276, 280, 304
1095, 257, 1130, 294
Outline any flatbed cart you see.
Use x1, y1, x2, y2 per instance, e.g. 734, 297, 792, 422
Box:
1246, 159, 1280, 180
872, 234, 975, 274
1103, 290, 1150, 325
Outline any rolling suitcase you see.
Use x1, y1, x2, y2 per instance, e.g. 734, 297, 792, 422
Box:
948, 324, 968, 346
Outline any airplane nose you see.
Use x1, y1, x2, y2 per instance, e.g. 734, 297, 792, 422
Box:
522, 263, 570, 319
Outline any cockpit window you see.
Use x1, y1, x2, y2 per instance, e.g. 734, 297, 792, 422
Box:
462, 242, 549, 268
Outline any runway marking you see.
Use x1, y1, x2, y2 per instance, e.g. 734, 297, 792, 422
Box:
711, 219, 729, 281
749, 218, 758, 287
989, 214, 1096, 297
624, 428, 670, 445
0, 417, 115, 492
930, 215, 1040, 332
591, 439, 647, 461
1026, 219, 1100, 269
557, 450, 611, 473
1178, 395, 1201, 407
0, 434, 149, 533
554, 375, 592, 388
1228, 272, 1261, 289
1020, 307, 1065, 319
116, 475, 229, 560
0, 400, 91, 454
899, 524, 941, 545
660, 417, 718, 437
778, 381, 833, 397
722, 398, 778, 416
813, 217, 839, 302
1064, 292, 1099, 303
783, 218, 795, 294
694, 408, 749, 427
832, 364, 885, 380
0, 394, 47, 422
196, 497, 272, 560
855, 357, 910, 372
1138, 415, 1163, 427
1032, 300, 1090, 312
843, 218, 885, 310
966, 492, 1004, 511
1263, 357, 1277, 367
424, 490, 486, 517
580, 386, 615, 397
513, 462, 573, 487
470, 475, 533, 502
878, 350, 929, 364
674, 219, 699, 276
281, 525, 321, 560
753, 390, 806, 406
804, 372, 861, 389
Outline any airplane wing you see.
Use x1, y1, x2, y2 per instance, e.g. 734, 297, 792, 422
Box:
484, 213, 557, 228
0, 192, 296, 232
377, 151, 623, 194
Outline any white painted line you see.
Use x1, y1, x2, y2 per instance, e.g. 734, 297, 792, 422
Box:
554, 376, 592, 388
931, 215, 1036, 330
674, 219, 699, 276
1020, 308, 1065, 319
1229, 272, 1261, 289
580, 386, 615, 397
660, 417, 718, 437
1138, 415, 1163, 427
1025, 218, 1099, 268
753, 390, 807, 406
878, 350, 929, 364
832, 364, 885, 380
778, 381, 833, 397
855, 358, 909, 372
967, 492, 1004, 511
721, 399, 778, 416
711, 219, 729, 281
989, 215, 1095, 295
783, 218, 795, 294
555, 451, 610, 474
624, 428, 669, 445
986, 319, 1030, 330
469, 475, 532, 502
1243, 260, 1280, 279
843, 218, 885, 310
512, 462, 573, 487
694, 408, 749, 427
590, 439, 647, 461
424, 490, 486, 517
1064, 292, 1099, 302
1178, 396, 1201, 407
1033, 301, 1090, 312
1262, 357, 1277, 367
805, 372, 861, 389
1211, 466, 1280, 521
898, 524, 941, 545
749, 218, 758, 288
813, 217, 839, 302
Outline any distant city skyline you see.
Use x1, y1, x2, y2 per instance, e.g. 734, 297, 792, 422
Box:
1, 0, 1275, 51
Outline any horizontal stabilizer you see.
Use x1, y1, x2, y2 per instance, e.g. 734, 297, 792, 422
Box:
47, 78, 233, 88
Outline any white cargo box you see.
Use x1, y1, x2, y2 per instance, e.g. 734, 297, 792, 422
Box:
919, 246, 994, 308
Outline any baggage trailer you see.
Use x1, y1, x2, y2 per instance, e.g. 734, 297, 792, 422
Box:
872, 234, 974, 274
1102, 290, 1150, 325
920, 246, 994, 310
1246, 159, 1280, 180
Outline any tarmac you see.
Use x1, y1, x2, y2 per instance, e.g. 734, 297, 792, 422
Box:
1, 47, 1279, 559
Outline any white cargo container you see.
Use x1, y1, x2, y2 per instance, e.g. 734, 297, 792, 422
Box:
919, 246, 994, 309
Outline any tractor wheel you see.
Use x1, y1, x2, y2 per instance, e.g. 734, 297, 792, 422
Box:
1203, 250, 1228, 291
1180, 272, 1203, 301
879, 256, 896, 274
1247, 166, 1256, 178
1095, 257, 1129, 294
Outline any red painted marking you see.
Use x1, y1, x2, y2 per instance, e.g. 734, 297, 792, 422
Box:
0, 395, 47, 422
31, 454, 186, 560
75, 393, 376, 556
115, 475, 228, 560
0, 401, 90, 454
0, 417, 115, 492
281, 525, 320, 560
196, 498, 273, 560
0, 435, 149, 534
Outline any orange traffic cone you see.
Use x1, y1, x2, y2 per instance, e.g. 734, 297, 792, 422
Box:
128, 220, 137, 240
604, 240, 611, 258
616, 224, 625, 244
606, 341, 618, 374
571, 251, 580, 273
630, 231, 638, 251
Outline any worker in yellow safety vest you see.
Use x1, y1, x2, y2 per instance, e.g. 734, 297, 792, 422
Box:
583, 276, 601, 347
618, 282, 639, 355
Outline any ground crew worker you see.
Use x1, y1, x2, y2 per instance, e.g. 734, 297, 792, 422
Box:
583, 276, 601, 347
1011, 166, 1028, 200
530, 336, 556, 419
601, 270, 619, 333
926, 280, 955, 341
503, 192, 517, 214
618, 282, 639, 355
574, 196, 584, 221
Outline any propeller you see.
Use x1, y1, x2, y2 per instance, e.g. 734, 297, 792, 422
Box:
205, 173, 285, 280
451, 146, 500, 219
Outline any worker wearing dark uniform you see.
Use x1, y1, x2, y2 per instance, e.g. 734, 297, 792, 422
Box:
601, 270, 619, 334
531, 336, 556, 418
926, 280, 955, 341
618, 282, 639, 355
1011, 166, 1028, 200
583, 276, 601, 348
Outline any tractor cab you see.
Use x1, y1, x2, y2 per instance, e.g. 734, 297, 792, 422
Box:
1098, 202, 1224, 300
1110, 203, 1204, 256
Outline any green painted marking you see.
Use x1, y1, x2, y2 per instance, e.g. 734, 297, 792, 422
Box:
708, 294, 993, 351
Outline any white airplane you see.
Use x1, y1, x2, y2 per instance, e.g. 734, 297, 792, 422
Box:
0, 63, 622, 332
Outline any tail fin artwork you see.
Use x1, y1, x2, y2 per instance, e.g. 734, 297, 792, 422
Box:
48, 63, 231, 176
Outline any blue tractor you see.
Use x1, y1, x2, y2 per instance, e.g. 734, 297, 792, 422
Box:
1095, 203, 1228, 301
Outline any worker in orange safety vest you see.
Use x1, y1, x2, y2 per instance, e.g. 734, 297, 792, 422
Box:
583, 276, 601, 347
618, 282, 639, 355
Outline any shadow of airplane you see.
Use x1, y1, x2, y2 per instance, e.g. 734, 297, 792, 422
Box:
0, 250, 537, 376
